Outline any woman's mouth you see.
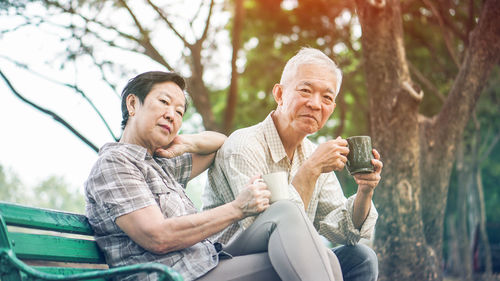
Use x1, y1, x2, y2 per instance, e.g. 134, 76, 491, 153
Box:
160, 124, 171, 133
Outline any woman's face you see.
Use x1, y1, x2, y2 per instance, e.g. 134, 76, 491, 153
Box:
127, 81, 185, 153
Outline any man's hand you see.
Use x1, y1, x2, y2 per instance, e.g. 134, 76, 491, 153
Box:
231, 176, 271, 218
155, 135, 194, 158
353, 149, 383, 194
308, 136, 349, 174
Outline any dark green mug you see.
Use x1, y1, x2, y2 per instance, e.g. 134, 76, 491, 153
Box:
346, 136, 374, 175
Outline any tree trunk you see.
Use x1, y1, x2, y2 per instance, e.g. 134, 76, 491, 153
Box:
354, 0, 500, 280
476, 167, 493, 276
354, 0, 436, 279
419, 0, 500, 278
455, 140, 473, 281
186, 42, 218, 131
223, 0, 244, 134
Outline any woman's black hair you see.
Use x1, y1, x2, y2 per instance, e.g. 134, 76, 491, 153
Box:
120, 71, 187, 129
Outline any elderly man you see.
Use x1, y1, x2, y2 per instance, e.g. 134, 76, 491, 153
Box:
203, 47, 383, 281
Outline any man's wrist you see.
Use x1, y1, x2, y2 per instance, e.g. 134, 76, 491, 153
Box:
302, 159, 322, 178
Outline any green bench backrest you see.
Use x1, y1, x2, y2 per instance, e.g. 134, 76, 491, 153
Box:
0, 201, 105, 264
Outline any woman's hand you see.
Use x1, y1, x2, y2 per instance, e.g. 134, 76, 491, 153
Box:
231, 176, 271, 218
155, 135, 193, 158
155, 132, 227, 158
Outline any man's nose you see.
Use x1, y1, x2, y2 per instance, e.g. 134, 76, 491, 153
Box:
307, 93, 322, 109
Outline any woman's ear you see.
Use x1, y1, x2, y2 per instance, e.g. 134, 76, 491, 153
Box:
272, 84, 284, 106
126, 94, 138, 116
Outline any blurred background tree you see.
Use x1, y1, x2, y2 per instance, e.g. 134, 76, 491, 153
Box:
1, 0, 499, 280
0, 164, 85, 213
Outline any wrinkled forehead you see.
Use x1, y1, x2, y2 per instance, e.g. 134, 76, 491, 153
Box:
284, 63, 337, 82
284, 64, 338, 89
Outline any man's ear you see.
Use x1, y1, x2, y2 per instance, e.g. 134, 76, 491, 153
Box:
272, 84, 284, 106
126, 94, 138, 116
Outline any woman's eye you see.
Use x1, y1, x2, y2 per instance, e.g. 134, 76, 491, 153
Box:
176, 111, 184, 116
160, 99, 169, 105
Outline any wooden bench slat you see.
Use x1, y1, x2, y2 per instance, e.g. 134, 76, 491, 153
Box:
0, 201, 183, 281
33, 267, 107, 281
0, 202, 93, 235
11, 232, 105, 264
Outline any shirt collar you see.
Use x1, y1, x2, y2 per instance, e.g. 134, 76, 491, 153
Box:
261, 112, 308, 164
100, 142, 151, 160
262, 111, 304, 163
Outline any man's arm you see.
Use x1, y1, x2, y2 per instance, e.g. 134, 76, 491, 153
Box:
155, 131, 227, 179
292, 137, 349, 209
351, 149, 383, 229
314, 149, 382, 245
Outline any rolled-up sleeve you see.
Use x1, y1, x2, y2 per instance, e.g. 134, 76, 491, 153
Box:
315, 172, 378, 245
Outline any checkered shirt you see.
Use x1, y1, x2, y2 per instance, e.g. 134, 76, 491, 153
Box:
202, 113, 378, 246
85, 142, 218, 281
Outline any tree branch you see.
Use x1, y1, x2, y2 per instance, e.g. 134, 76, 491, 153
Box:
408, 61, 445, 103
0, 69, 99, 153
199, 0, 215, 42
422, 0, 460, 67
146, 0, 191, 47
434, 0, 500, 156
223, 0, 243, 134
0, 55, 119, 141
480, 130, 500, 162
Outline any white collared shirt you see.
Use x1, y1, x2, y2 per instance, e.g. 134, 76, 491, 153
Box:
202, 113, 378, 245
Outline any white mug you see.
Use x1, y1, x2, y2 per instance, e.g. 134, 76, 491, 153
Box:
262, 171, 289, 203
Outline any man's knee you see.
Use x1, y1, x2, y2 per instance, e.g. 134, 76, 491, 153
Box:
267, 200, 302, 217
356, 244, 378, 271
334, 244, 378, 280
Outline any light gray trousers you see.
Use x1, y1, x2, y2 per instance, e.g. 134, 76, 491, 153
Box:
198, 200, 343, 281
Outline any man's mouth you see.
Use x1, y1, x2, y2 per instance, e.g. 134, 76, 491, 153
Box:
301, 114, 318, 122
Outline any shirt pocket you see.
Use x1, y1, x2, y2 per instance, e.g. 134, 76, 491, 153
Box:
147, 178, 184, 218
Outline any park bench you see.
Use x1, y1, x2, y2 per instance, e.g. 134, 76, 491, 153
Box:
0, 201, 183, 281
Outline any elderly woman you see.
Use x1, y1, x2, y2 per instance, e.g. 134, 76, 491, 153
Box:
85, 71, 343, 281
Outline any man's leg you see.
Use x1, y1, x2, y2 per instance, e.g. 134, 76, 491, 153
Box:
196, 252, 281, 281
333, 244, 378, 281
224, 200, 342, 281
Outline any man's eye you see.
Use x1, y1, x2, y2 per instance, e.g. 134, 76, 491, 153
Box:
176, 111, 184, 116
160, 99, 169, 104
299, 88, 311, 93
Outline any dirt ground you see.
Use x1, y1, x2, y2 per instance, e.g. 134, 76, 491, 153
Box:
444, 274, 500, 281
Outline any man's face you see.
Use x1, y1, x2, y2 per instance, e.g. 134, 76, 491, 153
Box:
277, 63, 338, 135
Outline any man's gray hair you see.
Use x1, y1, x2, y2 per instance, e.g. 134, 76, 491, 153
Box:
280, 47, 343, 95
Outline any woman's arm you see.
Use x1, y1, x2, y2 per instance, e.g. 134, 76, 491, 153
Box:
115, 176, 270, 254
155, 131, 226, 179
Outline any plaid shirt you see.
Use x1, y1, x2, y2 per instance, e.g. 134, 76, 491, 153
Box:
203, 113, 378, 245
85, 143, 218, 281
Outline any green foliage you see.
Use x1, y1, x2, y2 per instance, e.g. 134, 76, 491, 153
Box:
33, 176, 85, 213
0, 165, 27, 204
0, 164, 84, 213
236, 0, 369, 138
476, 67, 500, 223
